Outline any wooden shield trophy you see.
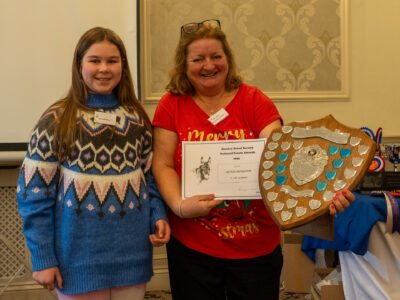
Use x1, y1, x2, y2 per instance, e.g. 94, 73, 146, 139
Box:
259, 115, 376, 231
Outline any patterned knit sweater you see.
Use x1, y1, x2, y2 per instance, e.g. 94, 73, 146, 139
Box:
16, 93, 167, 295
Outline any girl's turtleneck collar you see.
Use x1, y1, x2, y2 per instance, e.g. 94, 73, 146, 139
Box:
86, 93, 119, 109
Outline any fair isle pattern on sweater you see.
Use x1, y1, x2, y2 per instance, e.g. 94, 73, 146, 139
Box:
16, 94, 167, 294
18, 104, 151, 218
20, 159, 146, 216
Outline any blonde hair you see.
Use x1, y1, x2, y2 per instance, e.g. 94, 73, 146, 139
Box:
50, 27, 151, 160
166, 23, 242, 95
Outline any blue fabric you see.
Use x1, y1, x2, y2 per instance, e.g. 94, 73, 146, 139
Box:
301, 192, 389, 261
16, 94, 167, 295
86, 93, 119, 108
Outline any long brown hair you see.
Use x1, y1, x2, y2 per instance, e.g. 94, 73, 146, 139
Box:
50, 27, 151, 160
166, 22, 242, 95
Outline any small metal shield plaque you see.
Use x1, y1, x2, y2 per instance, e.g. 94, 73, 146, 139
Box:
259, 115, 376, 230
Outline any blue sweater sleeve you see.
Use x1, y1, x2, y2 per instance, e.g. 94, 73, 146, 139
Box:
140, 127, 168, 231
16, 113, 60, 271
146, 170, 168, 232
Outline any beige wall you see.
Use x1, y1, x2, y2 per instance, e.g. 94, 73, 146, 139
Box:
1, 0, 399, 144
0, 0, 138, 144
275, 0, 400, 137
143, 0, 400, 137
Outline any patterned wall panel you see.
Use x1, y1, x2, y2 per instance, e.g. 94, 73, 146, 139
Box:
139, 0, 348, 102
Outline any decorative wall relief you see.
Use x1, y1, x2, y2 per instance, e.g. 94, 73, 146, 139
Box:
259, 115, 376, 230
139, 0, 348, 102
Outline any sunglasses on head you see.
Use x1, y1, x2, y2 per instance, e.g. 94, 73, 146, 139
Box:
180, 19, 221, 36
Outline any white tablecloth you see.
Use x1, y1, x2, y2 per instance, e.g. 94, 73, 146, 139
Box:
339, 222, 400, 300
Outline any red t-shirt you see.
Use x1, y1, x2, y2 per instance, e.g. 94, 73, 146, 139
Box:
153, 83, 282, 259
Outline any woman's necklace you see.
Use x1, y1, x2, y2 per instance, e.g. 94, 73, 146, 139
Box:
195, 91, 232, 116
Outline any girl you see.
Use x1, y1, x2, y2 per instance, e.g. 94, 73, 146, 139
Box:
16, 27, 170, 300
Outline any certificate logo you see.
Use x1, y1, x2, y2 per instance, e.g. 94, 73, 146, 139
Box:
194, 156, 211, 183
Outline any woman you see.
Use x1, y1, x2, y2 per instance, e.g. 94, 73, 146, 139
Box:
152, 19, 354, 300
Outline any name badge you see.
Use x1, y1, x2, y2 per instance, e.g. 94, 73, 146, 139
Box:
208, 108, 229, 125
94, 111, 116, 126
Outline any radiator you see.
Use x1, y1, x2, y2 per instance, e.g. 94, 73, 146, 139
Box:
0, 168, 56, 299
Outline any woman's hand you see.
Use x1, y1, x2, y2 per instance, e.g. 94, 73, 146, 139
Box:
329, 189, 355, 215
178, 194, 224, 218
149, 220, 171, 247
32, 266, 63, 291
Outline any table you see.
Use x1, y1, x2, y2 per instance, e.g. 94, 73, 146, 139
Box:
340, 222, 400, 299
301, 192, 400, 299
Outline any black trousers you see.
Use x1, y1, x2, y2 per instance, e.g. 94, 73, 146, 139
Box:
166, 237, 283, 300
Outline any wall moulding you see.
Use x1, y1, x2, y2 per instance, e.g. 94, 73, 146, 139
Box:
138, 0, 349, 103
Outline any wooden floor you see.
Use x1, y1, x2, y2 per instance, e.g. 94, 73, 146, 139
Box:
144, 290, 310, 299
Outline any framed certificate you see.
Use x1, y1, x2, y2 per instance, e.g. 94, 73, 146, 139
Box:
182, 139, 266, 199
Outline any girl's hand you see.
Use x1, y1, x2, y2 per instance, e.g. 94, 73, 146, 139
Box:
177, 194, 224, 218
149, 220, 171, 247
329, 189, 356, 215
32, 266, 63, 291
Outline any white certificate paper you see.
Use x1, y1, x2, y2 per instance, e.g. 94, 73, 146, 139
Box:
182, 139, 266, 200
